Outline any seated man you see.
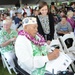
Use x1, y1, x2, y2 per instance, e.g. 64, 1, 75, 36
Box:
14, 12, 22, 31
56, 16, 72, 36
0, 19, 18, 68
15, 17, 60, 75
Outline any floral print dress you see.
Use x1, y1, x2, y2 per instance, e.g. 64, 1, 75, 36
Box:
31, 36, 48, 75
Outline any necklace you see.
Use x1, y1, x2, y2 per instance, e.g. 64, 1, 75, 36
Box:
18, 30, 46, 46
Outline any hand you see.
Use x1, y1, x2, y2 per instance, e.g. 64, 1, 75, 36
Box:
47, 40, 51, 45
10, 37, 16, 42
19, 21, 22, 24
16, 29, 18, 32
47, 49, 60, 60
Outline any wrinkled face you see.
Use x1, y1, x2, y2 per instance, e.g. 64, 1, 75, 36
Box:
39, 5, 48, 16
69, 13, 73, 18
3, 21, 12, 31
24, 24, 38, 37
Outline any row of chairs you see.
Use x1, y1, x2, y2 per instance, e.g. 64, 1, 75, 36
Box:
57, 32, 75, 72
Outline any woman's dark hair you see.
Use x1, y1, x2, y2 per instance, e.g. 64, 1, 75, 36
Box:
23, 12, 27, 17
62, 15, 67, 19
70, 2, 74, 6
51, 2, 54, 5
39, 1, 49, 14
4, 13, 10, 16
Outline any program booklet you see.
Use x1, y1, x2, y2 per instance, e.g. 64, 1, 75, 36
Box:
45, 52, 72, 74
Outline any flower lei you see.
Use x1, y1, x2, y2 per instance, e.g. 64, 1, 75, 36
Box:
18, 30, 46, 46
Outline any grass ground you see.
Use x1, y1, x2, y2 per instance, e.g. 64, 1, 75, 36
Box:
0, 58, 16, 75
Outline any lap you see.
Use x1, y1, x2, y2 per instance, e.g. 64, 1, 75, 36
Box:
3, 50, 15, 60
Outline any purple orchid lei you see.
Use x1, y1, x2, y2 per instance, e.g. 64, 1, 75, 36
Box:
18, 30, 46, 46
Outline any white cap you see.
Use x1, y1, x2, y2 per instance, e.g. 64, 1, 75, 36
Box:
22, 17, 37, 28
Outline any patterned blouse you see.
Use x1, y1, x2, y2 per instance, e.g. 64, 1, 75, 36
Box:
38, 15, 50, 34
31, 36, 48, 75
0, 29, 18, 54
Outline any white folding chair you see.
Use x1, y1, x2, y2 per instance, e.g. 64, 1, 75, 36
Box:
59, 32, 75, 53
48, 39, 64, 52
58, 32, 75, 72
0, 52, 17, 74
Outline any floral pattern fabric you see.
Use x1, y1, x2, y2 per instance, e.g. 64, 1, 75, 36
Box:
38, 15, 50, 34
0, 29, 18, 54
31, 35, 48, 75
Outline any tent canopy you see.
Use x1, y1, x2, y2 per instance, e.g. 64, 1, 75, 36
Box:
0, 0, 74, 5
0, 0, 39, 5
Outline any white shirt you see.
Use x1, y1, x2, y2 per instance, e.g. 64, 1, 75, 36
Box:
22, 8, 31, 16
15, 35, 49, 74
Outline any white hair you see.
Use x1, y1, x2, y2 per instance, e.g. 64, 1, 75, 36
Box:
67, 11, 73, 16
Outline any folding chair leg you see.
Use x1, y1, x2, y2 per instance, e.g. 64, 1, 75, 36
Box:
1, 56, 6, 68
13, 68, 18, 74
2, 55, 12, 74
70, 64, 75, 73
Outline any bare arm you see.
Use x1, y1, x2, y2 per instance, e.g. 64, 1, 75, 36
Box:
1, 37, 16, 47
57, 31, 70, 34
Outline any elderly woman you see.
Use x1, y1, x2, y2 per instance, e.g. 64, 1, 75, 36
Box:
67, 11, 75, 31
15, 17, 59, 75
0, 19, 18, 68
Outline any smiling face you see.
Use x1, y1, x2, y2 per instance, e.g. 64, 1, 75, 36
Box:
24, 24, 38, 37
39, 5, 48, 16
3, 20, 12, 31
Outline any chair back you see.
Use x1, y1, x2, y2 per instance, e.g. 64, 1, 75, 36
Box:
59, 32, 75, 53
49, 39, 64, 52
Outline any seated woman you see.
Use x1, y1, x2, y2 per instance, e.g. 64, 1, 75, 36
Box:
67, 11, 75, 31
56, 16, 73, 36
0, 19, 18, 68
15, 17, 60, 75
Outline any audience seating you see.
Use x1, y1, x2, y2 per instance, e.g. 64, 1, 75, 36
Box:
58, 32, 75, 72
1, 54, 17, 74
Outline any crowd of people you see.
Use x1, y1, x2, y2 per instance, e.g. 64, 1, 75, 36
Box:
0, 1, 75, 75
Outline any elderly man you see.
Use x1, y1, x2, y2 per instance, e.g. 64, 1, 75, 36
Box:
14, 12, 22, 31
15, 17, 60, 75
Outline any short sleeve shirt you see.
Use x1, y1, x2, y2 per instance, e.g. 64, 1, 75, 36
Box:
0, 29, 18, 54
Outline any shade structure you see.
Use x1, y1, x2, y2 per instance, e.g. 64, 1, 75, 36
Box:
0, 0, 40, 5
0, 0, 74, 5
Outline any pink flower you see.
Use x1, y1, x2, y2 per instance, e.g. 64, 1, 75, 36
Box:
19, 30, 46, 46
